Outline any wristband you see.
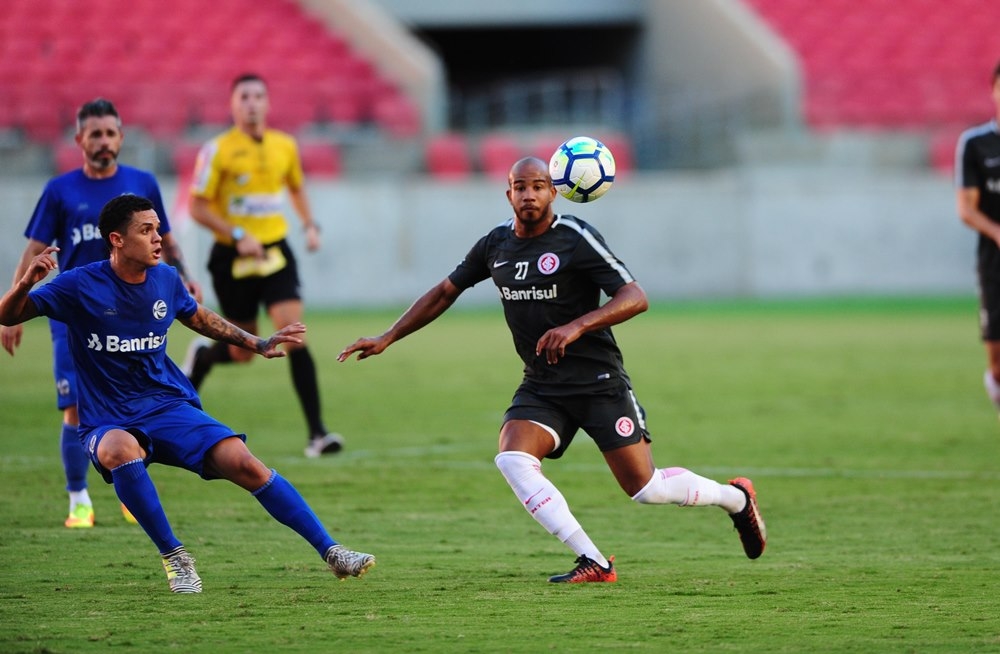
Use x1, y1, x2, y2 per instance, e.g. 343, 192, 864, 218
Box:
231, 226, 246, 241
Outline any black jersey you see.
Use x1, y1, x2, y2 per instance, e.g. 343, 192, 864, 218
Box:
448, 214, 636, 395
957, 119, 1000, 270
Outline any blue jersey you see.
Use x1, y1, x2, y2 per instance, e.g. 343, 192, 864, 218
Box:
24, 165, 172, 273
28, 260, 199, 431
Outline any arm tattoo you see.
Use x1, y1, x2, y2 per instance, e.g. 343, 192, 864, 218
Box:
183, 306, 256, 351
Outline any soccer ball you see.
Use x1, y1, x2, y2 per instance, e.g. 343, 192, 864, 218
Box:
548, 136, 616, 203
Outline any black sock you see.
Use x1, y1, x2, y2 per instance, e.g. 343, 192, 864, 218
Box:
189, 341, 232, 391
289, 347, 326, 437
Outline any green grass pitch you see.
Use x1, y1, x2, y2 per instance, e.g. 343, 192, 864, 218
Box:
1, 297, 999, 653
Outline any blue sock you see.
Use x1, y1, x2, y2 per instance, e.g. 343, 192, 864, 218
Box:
111, 459, 182, 554
61, 423, 89, 493
253, 470, 336, 557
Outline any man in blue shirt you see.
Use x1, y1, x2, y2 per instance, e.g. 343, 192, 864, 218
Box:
0, 194, 374, 593
1, 98, 200, 529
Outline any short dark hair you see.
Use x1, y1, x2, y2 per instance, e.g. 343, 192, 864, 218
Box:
994, 58, 1000, 81
76, 98, 121, 132
99, 194, 154, 249
231, 72, 267, 92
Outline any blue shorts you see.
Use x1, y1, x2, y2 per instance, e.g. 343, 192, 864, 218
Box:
50, 320, 76, 410
80, 400, 245, 484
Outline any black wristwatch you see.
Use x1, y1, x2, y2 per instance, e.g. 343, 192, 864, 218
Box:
231, 226, 245, 242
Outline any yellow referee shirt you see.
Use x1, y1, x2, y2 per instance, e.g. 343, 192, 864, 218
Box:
190, 126, 304, 246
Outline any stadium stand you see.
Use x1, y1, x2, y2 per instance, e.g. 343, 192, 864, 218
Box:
0, 0, 417, 145
741, 0, 999, 132
740, 0, 1000, 175
424, 132, 474, 179
477, 133, 526, 179
53, 140, 81, 174
299, 140, 343, 178
169, 141, 204, 178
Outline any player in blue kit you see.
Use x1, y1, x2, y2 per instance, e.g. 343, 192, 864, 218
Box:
0, 194, 374, 593
339, 157, 765, 582
0, 98, 201, 529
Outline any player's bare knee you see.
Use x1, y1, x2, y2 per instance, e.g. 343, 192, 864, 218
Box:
224, 454, 271, 490
96, 428, 146, 468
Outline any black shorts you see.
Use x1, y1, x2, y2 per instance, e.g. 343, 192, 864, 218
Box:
978, 270, 1000, 341
207, 239, 301, 322
503, 379, 651, 459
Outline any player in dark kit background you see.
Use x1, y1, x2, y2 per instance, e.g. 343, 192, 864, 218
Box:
338, 157, 766, 582
957, 58, 1000, 414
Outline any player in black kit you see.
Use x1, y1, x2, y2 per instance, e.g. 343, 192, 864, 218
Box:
957, 59, 1000, 413
338, 157, 766, 582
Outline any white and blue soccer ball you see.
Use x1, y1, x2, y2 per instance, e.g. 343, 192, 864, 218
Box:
548, 136, 616, 203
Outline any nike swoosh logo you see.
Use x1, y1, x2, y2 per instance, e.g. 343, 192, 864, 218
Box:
493, 260, 509, 268
524, 488, 545, 506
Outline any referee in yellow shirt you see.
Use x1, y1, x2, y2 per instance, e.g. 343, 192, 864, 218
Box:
185, 72, 343, 458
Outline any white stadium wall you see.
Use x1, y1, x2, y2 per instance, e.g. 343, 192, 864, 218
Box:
0, 168, 974, 310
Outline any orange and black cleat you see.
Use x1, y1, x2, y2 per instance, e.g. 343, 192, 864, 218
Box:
728, 477, 766, 559
548, 555, 617, 583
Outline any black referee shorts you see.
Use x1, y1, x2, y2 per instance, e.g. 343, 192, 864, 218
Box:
207, 239, 302, 322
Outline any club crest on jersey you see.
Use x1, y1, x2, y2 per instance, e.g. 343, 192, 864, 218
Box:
537, 253, 560, 275
615, 417, 635, 437
152, 299, 167, 320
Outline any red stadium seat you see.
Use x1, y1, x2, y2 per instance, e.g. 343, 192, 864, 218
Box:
425, 133, 473, 179
595, 133, 634, 175
528, 134, 568, 162
170, 142, 205, 177
742, 0, 1000, 131
15, 95, 69, 144
54, 141, 81, 174
299, 141, 343, 179
0, 0, 406, 147
478, 133, 525, 179
374, 93, 422, 139
128, 92, 191, 140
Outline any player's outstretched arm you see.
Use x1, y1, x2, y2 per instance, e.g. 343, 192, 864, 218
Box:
179, 305, 305, 359
1, 239, 51, 355
338, 278, 462, 362
0, 246, 58, 329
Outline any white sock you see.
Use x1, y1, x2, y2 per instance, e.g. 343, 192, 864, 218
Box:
563, 529, 609, 568
494, 451, 607, 565
983, 370, 1000, 409
69, 489, 92, 511
632, 467, 745, 514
